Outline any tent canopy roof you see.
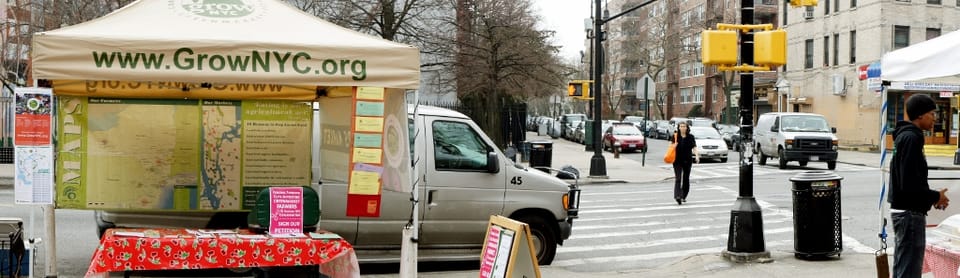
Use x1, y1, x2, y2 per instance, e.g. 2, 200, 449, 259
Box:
881, 29, 960, 82
32, 0, 420, 90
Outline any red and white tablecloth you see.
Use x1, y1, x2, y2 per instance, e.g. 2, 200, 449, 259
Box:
85, 228, 359, 278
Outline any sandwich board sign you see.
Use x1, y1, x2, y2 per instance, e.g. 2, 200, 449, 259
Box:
479, 215, 542, 278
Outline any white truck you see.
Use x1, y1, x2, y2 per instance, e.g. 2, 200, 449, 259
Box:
754, 112, 839, 170
96, 104, 580, 265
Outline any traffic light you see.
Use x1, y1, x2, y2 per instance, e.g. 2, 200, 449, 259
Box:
754, 29, 787, 67
567, 80, 592, 99
701, 30, 739, 66
789, 0, 818, 6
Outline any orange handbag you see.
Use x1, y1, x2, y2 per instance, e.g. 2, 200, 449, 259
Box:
663, 133, 677, 163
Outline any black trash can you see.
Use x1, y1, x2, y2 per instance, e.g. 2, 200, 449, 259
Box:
790, 170, 843, 259
528, 141, 553, 173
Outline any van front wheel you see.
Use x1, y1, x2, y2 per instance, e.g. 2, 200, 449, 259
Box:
518, 216, 557, 265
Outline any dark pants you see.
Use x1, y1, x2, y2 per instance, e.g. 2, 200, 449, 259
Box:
673, 161, 692, 200
892, 211, 926, 278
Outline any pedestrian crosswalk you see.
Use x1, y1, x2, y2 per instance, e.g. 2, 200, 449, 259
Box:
657, 163, 876, 180
552, 183, 874, 272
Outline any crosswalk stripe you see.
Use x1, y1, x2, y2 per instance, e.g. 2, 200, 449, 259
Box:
569, 219, 791, 240
552, 240, 793, 267
584, 198, 738, 210
579, 203, 734, 215
560, 227, 792, 253
573, 213, 771, 231
573, 209, 730, 223
583, 187, 724, 196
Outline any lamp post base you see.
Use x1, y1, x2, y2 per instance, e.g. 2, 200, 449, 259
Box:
724, 196, 770, 263
588, 154, 607, 178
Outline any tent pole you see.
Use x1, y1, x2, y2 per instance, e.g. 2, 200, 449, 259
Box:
400, 91, 420, 277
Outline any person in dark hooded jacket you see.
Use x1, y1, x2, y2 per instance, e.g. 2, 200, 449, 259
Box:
889, 93, 950, 278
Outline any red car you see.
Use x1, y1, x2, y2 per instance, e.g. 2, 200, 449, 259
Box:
603, 123, 647, 153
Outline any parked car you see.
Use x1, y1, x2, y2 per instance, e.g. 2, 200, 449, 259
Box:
560, 113, 587, 141
655, 120, 671, 139
572, 122, 586, 143
690, 126, 728, 162
602, 123, 647, 153
754, 112, 838, 170
717, 124, 740, 150
667, 117, 690, 136
690, 117, 717, 129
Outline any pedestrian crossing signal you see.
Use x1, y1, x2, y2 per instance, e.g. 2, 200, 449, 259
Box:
567, 80, 592, 99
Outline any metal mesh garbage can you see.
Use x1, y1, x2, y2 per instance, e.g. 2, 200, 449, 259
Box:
528, 141, 553, 173
790, 170, 843, 259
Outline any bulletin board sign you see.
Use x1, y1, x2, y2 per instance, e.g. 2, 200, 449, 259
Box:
346, 86, 386, 217
479, 215, 542, 278
268, 186, 303, 237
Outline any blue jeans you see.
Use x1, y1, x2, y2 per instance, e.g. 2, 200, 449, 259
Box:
892, 211, 926, 278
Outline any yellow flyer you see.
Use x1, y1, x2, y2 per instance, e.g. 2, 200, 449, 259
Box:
348, 170, 381, 195
355, 117, 384, 132
352, 148, 383, 164
356, 87, 385, 100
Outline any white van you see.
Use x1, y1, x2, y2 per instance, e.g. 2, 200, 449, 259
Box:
95, 105, 579, 265
754, 112, 839, 170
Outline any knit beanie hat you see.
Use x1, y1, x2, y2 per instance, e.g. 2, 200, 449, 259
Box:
906, 94, 937, 121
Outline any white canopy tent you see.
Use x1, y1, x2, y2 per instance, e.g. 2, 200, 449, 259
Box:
31, 0, 420, 92
881, 29, 960, 82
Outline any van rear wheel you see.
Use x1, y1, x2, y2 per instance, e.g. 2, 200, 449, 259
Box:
777, 149, 788, 169
517, 216, 557, 265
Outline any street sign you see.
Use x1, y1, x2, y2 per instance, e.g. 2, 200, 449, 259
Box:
637, 74, 657, 98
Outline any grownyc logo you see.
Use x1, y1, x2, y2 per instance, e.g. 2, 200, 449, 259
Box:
171, 0, 266, 22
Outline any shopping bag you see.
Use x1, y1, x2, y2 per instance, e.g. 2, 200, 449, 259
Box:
875, 249, 889, 278
663, 133, 677, 163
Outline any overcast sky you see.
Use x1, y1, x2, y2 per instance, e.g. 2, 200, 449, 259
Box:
532, 0, 593, 62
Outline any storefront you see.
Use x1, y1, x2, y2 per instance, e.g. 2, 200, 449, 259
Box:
883, 82, 960, 147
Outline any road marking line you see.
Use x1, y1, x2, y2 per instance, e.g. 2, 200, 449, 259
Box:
583, 187, 724, 196
573, 215, 788, 231
568, 219, 790, 240
579, 203, 733, 214
552, 240, 792, 267
560, 227, 792, 253
573, 210, 730, 223
584, 198, 740, 209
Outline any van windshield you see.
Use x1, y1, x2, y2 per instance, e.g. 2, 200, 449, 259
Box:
780, 115, 830, 132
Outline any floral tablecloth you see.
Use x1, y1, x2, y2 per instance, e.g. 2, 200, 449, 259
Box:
85, 228, 359, 278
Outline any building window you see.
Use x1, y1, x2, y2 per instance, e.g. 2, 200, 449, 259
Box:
681, 88, 691, 103
928, 0, 941, 4
622, 78, 637, 91
805, 39, 814, 69
927, 28, 941, 40
713, 88, 719, 102
834, 0, 840, 13
852, 0, 857, 7
833, 33, 839, 66
825, 0, 831, 14
849, 30, 856, 64
823, 36, 829, 67
894, 25, 910, 49
694, 86, 704, 103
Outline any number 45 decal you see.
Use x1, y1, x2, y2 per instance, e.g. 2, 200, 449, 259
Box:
510, 176, 523, 185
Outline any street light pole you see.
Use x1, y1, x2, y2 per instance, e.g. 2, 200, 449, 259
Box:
721, 0, 770, 262
589, 0, 607, 178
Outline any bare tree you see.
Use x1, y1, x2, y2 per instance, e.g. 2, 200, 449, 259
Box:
429, 0, 566, 147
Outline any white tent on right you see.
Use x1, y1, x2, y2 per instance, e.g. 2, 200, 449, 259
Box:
881, 29, 960, 82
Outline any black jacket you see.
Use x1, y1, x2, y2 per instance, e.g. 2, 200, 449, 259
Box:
671, 132, 697, 164
888, 121, 940, 213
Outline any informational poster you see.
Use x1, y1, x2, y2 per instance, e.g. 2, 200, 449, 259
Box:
269, 187, 303, 236
14, 87, 54, 205
479, 215, 542, 278
54, 96, 312, 211
347, 87, 385, 217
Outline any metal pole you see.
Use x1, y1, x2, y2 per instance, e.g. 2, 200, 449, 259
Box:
642, 77, 649, 167
43, 205, 56, 277
722, 0, 770, 262
589, 0, 607, 178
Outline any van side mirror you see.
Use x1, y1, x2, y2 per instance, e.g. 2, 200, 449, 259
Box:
487, 152, 500, 173
771, 125, 777, 132
831, 127, 837, 133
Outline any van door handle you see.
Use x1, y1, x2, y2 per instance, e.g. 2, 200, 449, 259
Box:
427, 190, 438, 208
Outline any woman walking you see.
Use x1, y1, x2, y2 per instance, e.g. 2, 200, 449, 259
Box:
672, 121, 700, 205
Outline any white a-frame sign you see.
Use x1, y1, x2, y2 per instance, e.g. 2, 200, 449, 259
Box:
479, 215, 542, 278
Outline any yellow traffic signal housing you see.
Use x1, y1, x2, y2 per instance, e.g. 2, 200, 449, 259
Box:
790, 0, 818, 6
701, 30, 739, 66
567, 80, 593, 99
754, 29, 787, 67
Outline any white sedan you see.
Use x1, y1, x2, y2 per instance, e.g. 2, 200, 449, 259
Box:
690, 126, 729, 163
